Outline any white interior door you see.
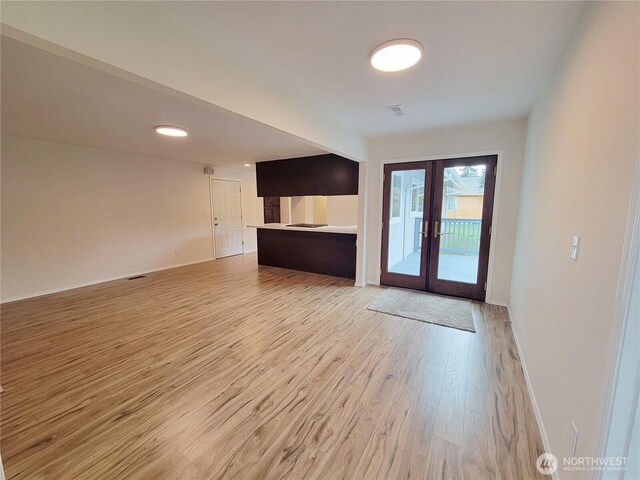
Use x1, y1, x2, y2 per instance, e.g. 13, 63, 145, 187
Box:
211, 179, 244, 258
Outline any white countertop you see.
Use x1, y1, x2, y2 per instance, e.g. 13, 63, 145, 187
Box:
248, 223, 357, 234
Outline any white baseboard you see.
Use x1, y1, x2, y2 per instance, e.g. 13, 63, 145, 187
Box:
508, 309, 558, 480
1, 257, 215, 304
487, 298, 509, 308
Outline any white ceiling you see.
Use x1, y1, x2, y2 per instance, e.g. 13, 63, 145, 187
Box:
1, 2, 586, 164
0, 36, 323, 167
160, 1, 585, 136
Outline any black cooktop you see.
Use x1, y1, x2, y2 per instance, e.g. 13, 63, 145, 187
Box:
285, 223, 328, 228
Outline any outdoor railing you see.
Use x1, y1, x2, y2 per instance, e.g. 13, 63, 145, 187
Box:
440, 218, 481, 255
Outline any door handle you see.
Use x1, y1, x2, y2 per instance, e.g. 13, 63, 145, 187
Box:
214, 222, 219, 226
422, 220, 429, 238
433, 220, 445, 238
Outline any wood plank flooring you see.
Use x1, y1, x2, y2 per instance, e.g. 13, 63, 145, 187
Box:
1, 254, 545, 479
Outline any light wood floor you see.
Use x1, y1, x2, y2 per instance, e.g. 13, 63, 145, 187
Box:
1, 253, 545, 479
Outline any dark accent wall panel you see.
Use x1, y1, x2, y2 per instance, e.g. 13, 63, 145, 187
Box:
257, 229, 357, 279
256, 154, 359, 197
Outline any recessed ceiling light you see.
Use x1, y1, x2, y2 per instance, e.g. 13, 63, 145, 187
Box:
155, 125, 188, 137
244, 163, 251, 167
370, 39, 423, 72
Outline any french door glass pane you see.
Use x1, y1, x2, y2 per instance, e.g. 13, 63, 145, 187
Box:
388, 169, 425, 276
437, 165, 486, 283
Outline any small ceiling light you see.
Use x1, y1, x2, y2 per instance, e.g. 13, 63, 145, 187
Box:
370, 39, 423, 72
155, 125, 188, 137
244, 163, 251, 167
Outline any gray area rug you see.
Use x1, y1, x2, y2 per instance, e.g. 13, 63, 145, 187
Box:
368, 288, 475, 333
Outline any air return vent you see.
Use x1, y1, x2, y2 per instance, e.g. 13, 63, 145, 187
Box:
387, 104, 404, 116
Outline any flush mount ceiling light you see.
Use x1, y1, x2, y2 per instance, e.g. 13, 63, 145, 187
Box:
155, 125, 188, 137
370, 39, 423, 72
244, 163, 251, 167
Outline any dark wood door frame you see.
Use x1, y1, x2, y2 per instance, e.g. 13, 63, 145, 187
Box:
380, 155, 498, 302
380, 161, 433, 290
427, 155, 497, 301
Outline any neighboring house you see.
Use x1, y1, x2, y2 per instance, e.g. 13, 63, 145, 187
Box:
444, 170, 485, 219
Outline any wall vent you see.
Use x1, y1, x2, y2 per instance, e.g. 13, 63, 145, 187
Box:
387, 104, 405, 116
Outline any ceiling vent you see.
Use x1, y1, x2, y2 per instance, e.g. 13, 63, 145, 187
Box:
387, 104, 405, 116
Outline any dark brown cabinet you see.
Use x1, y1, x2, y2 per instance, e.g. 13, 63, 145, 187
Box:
263, 197, 281, 223
257, 228, 356, 279
256, 154, 359, 197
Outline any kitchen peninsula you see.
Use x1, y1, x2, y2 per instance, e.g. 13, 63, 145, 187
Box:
253, 154, 359, 279
249, 223, 357, 278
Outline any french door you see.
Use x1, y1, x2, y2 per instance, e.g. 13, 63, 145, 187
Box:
380, 155, 497, 301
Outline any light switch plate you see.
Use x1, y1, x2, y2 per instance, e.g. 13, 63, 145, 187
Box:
571, 235, 580, 260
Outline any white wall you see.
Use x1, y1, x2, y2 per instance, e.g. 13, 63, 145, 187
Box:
385, 170, 424, 269
0, 135, 260, 302
290, 196, 307, 223
326, 195, 358, 226
388, 224, 404, 268
509, 2, 639, 474
366, 117, 528, 305
312, 196, 328, 224
289, 196, 331, 224
355, 161, 368, 287
280, 197, 291, 224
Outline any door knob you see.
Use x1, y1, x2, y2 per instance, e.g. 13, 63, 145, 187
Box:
214, 222, 219, 226
433, 220, 445, 238
422, 220, 429, 238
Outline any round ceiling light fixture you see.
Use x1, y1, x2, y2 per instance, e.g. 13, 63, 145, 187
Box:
370, 39, 423, 72
155, 125, 188, 137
